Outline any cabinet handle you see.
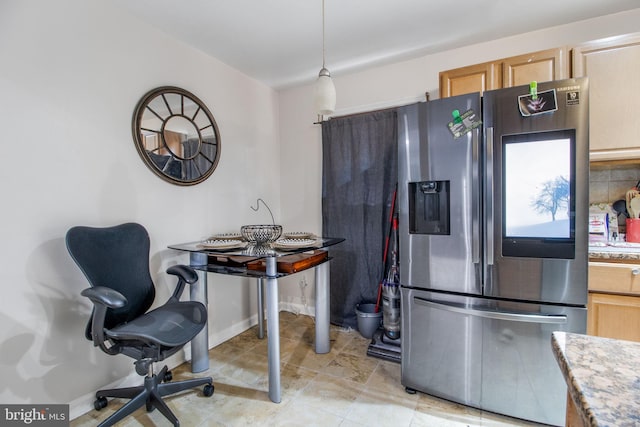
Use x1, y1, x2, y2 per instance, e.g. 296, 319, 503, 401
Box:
632, 268, 640, 276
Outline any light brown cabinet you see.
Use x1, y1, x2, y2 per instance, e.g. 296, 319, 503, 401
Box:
565, 391, 585, 427
439, 47, 568, 97
588, 261, 640, 342
572, 33, 640, 159
588, 293, 640, 342
502, 48, 568, 88
439, 61, 501, 98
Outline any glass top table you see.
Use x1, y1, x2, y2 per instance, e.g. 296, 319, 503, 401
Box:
168, 236, 344, 403
168, 237, 344, 258
169, 237, 344, 279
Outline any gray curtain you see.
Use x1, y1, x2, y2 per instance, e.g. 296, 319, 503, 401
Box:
183, 138, 216, 180
322, 110, 398, 328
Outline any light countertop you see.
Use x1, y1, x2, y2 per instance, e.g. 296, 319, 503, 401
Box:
551, 331, 640, 426
589, 243, 640, 262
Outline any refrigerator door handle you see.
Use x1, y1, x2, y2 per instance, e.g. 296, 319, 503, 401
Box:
472, 128, 480, 264
485, 126, 494, 266
414, 297, 568, 324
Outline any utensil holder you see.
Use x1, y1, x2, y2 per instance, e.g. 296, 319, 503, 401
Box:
626, 218, 640, 242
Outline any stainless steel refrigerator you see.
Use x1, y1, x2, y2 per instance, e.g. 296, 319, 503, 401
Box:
398, 78, 589, 426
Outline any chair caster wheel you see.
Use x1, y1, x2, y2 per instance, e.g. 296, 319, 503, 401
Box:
203, 384, 214, 397
94, 396, 108, 411
163, 371, 173, 382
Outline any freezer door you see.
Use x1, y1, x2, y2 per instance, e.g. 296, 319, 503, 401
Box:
398, 95, 483, 295
401, 288, 483, 406
401, 288, 586, 426
479, 299, 585, 426
482, 78, 589, 306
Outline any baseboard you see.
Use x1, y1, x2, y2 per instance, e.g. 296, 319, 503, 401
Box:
279, 300, 315, 317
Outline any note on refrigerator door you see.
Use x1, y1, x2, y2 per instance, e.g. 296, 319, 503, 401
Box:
447, 108, 481, 139
518, 89, 558, 116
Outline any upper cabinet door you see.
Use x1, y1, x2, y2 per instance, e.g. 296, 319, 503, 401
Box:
573, 34, 640, 158
439, 61, 501, 98
439, 48, 567, 98
502, 47, 568, 87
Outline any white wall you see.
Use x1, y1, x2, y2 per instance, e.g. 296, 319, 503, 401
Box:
277, 9, 640, 312
0, 0, 280, 418
2, 0, 640, 419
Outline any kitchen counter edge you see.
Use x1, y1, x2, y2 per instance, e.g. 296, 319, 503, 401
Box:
551, 331, 640, 427
588, 249, 640, 262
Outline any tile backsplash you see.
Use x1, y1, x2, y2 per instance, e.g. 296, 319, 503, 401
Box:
590, 163, 640, 204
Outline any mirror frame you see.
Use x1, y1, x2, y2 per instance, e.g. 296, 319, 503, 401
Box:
132, 86, 221, 186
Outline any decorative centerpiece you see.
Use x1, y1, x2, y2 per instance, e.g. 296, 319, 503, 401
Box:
241, 198, 282, 244
240, 224, 282, 244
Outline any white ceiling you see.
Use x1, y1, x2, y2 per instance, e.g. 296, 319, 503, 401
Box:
113, 0, 639, 89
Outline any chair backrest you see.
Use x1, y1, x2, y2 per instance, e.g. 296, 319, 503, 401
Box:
66, 223, 156, 337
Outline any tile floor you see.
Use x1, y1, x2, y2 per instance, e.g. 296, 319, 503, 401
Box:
71, 312, 543, 426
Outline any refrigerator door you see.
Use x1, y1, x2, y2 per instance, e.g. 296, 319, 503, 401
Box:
398, 95, 483, 295
479, 299, 586, 426
401, 288, 482, 407
482, 78, 589, 306
401, 288, 587, 426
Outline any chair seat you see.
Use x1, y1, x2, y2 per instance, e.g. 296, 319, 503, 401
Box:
107, 301, 206, 347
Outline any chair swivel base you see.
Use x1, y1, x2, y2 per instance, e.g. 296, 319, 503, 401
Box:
94, 365, 214, 427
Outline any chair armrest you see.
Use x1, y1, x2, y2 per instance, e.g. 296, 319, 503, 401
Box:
167, 265, 198, 284
81, 286, 127, 308
166, 265, 198, 301
80, 287, 127, 355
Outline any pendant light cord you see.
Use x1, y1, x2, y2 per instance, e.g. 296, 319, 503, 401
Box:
322, 0, 326, 69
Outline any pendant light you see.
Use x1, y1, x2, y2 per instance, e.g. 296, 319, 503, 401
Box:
314, 0, 336, 116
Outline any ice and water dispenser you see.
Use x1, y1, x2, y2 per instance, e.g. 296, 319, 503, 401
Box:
409, 180, 450, 235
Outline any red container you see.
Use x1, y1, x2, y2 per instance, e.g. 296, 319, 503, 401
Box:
626, 218, 640, 243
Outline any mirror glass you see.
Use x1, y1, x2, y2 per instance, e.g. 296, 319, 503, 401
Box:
132, 86, 221, 185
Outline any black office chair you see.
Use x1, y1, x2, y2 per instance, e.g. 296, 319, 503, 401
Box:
66, 223, 214, 427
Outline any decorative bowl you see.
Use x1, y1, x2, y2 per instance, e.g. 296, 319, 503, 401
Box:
240, 224, 283, 244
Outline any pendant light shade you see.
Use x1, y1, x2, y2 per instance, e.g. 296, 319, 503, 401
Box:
315, 0, 335, 116
315, 67, 336, 115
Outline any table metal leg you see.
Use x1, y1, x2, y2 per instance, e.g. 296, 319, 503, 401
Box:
189, 252, 209, 373
315, 261, 330, 354
265, 257, 281, 403
257, 278, 265, 339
